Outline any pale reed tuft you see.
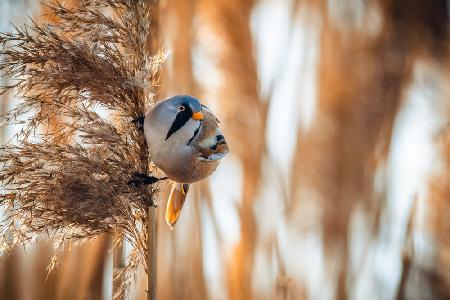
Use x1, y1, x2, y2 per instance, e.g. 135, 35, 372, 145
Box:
0, 1, 161, 298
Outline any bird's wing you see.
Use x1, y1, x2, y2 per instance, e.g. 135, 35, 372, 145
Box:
195, 109, 229, 162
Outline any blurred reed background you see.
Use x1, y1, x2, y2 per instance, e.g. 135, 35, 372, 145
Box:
0, 0, 449, 299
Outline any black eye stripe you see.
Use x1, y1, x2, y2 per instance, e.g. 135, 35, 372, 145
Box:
165, 106, 192, 140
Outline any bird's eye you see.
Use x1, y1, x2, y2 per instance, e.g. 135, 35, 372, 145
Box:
178, 105, 186, 112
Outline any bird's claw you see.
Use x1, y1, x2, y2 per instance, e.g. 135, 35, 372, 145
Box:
132, 116, 145, 133
128, 173, 168, 187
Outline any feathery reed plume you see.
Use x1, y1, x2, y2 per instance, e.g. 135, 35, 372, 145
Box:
0, 1, 163, 298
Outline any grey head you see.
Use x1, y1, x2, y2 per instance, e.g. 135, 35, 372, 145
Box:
145, 95, 203, 139
144, 95, 204, 165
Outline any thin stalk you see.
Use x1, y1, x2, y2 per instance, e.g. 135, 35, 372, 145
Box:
147, 206, 157, 300
147, 1, 161, 299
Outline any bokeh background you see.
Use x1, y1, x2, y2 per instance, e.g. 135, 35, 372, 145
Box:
0, 0, 449, 299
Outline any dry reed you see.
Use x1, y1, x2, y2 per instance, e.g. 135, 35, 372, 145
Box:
0, 1, 163, 298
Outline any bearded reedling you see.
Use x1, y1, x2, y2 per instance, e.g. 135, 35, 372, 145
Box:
131, 95, 229, 228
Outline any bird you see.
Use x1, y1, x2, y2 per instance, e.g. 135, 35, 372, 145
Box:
143, 95, 229, 228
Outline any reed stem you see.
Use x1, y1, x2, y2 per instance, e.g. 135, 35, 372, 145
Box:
147, 1, 160, 298
147, 206, 157, 300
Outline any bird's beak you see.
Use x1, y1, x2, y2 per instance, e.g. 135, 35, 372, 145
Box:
191, 111, 203, 120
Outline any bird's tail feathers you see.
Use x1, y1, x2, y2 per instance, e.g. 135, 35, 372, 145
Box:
165, 182, 189, 229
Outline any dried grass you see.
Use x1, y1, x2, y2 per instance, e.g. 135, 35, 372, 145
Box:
0, 1, 162, 298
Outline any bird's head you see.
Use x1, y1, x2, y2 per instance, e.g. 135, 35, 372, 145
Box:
144, 95, 204, 147
162, 95, 203, 141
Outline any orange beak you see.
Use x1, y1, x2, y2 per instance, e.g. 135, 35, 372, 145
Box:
191, 111, 203, 120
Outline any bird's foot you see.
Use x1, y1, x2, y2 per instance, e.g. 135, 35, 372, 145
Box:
132, 116, 145, 133
128, 173, 168, 187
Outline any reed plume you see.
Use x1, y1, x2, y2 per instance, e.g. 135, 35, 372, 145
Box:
0, 1, 162, 298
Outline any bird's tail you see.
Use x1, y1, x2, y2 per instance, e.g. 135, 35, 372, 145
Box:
165, 182, 189, 229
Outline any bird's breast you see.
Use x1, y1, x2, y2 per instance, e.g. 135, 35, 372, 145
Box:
160, 152, 219, 183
